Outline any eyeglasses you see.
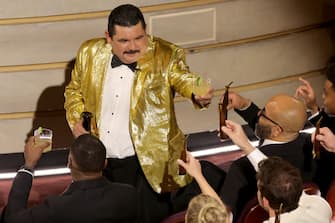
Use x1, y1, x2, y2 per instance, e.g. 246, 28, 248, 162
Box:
258, 108, 284, 131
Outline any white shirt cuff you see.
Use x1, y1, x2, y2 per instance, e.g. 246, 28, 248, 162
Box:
247, 149, 268, 171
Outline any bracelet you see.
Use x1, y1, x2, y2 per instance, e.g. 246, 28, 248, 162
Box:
18, 165, 34, 174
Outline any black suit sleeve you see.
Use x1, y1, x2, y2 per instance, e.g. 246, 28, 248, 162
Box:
219, 157, 257, 218
234, 102, 260, 130
4, 172, 51, 223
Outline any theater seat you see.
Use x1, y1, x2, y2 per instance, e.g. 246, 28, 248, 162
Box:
0, 174, 72, 211
236, 196, 268, 223
326, 180, 335, 221
303, 182, 320, 196
160, 210, 186, 223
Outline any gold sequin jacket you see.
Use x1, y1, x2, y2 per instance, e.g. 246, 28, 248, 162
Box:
64, 35, 202, 193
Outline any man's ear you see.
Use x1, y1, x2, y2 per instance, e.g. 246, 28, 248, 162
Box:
262, 196, 271, 210
104, 159, 108, 169
105, 31, 112, 43
271, 125, 282, 137
67, 154, 72, 169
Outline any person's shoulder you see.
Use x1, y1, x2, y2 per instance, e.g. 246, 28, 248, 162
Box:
300, 192, 329, 206
151, 35, 182, 52
106, 182, 137, 194
229, 155, 254, 172
299, 193, 332, 221
77, 38, 108, 52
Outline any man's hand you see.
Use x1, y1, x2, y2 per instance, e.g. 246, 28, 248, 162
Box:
295, 77, 319, 114
194, 87, 214, 107
225, 91, 251, 110
72, 120, 89, 138
312, 127, 335, 153
221, 120, 255, 154
24, 136, 50, 170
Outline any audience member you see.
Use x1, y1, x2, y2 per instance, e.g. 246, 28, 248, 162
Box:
295, 57, 335, 196
257, 157, 331, 223
3, 134, 139, 223
219, 93, 314, 221
221, 120, 332, 223
64, 4, 213, 222
186, 194, 229, 223
178, 152, 230, 223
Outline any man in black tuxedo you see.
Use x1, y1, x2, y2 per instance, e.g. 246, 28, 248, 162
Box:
296, 58, 335, 196
219, 93, 314, 222
2, 134, 140, 223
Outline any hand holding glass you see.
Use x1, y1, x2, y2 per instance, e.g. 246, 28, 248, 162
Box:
192, 76, 211, 97
34, 127, 52, 152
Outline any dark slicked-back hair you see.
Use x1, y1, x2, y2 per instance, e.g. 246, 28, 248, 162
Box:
70, 134, 106, 173
325, 56, 335, 90
108, 4, 146, 36
257, 157, 303, 214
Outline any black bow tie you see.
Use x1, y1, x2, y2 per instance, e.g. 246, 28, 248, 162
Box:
111, 55, 137, 72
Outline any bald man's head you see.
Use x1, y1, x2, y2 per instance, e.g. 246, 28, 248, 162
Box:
265, 94, 307, 133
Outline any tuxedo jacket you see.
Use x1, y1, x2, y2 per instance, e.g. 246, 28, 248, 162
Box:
64, 36, 202, 193
220, 103, 314, 220
4, 172, 139, 223
310, 110, 335, 196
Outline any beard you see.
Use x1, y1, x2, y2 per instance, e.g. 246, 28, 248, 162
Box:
255, 123, 272, 140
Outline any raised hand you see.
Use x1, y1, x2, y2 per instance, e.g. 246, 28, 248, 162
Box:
312, 127, 335, 153
225, 91, 251, 111
24, 136, 50, 169
72, 120, 89, 138
295, 77, 319, 114
221, 120, 255, 154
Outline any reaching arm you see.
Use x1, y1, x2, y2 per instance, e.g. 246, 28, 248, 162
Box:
177, 152, 223, 205
221, 120, 267, 171
5, 137, 50, 223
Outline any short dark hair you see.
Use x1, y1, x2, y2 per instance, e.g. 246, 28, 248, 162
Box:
257, 157, 303, 213
325, 56, 335, 91
70, 134, 106, 172
108, 4, 146, 36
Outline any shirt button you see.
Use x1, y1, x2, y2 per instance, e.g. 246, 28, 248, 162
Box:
116, 95, 119, 98
107, 131, 110, 133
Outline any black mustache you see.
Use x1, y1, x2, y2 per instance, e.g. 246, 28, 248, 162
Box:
124, 50, 140, 54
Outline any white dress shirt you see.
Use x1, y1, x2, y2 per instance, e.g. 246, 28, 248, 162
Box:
99, 60, 135, 158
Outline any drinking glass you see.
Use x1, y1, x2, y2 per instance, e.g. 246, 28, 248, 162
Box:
34, 127, 53, 152
192, 75, 211, 97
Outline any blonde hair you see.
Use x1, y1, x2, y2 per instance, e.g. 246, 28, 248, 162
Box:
186, 194, 228, 223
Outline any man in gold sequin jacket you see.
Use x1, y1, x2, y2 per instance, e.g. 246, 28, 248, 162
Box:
64, 4, 213, 209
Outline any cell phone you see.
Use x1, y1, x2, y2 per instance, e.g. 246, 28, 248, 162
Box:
81, 112, 93, 132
